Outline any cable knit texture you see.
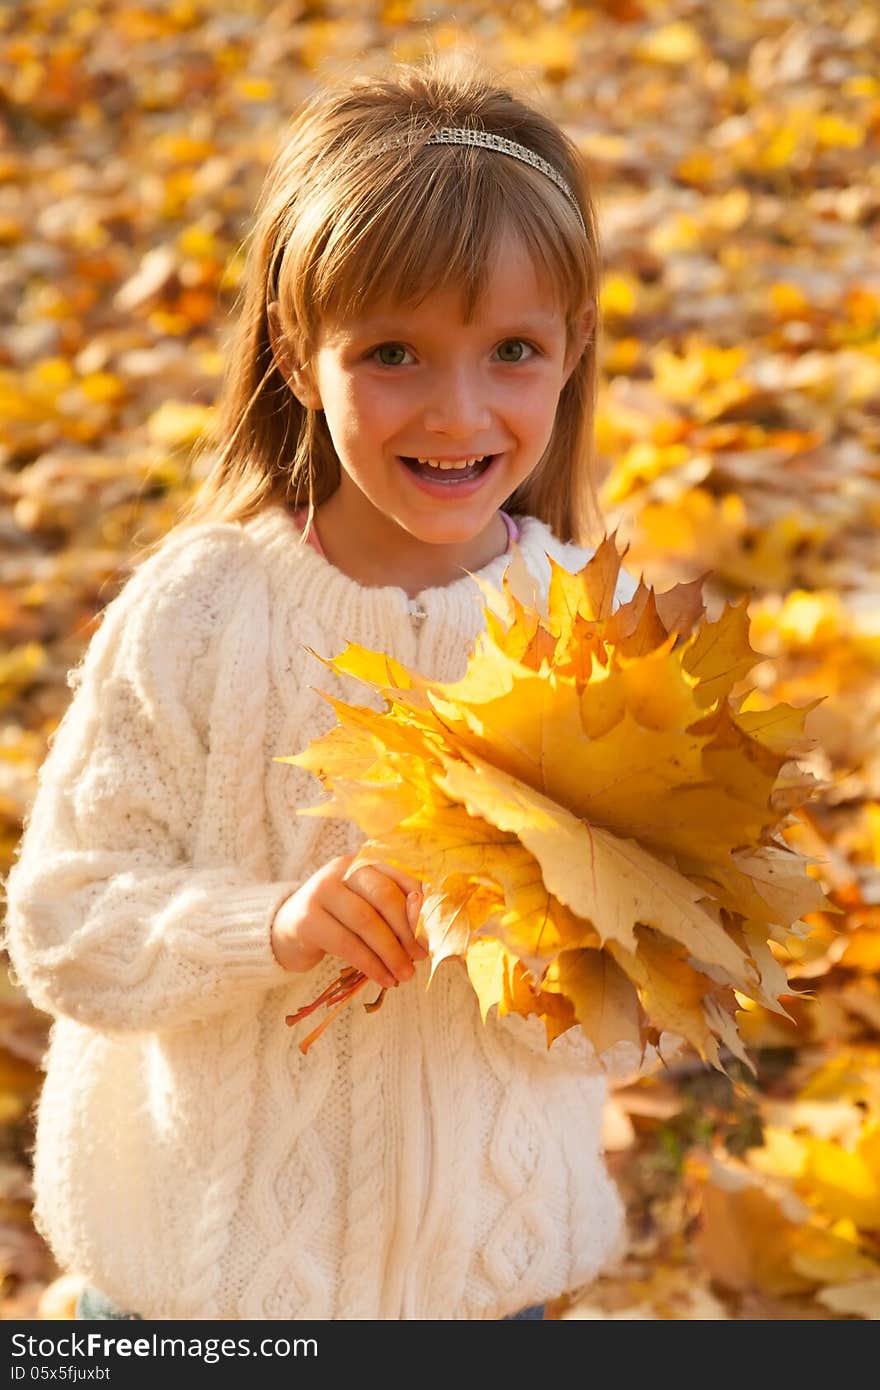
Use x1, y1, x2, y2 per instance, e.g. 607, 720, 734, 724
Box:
1, 505, 638, 1320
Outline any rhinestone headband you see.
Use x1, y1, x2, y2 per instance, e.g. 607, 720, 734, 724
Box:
379, 126, 587, 235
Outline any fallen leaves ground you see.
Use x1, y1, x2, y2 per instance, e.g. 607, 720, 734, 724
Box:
1, 0, 878, 1320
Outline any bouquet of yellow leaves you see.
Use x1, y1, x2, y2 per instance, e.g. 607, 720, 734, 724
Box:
277, 537, 831, 1075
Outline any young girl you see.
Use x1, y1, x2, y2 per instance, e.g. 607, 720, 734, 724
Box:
1, 53, 640, 1321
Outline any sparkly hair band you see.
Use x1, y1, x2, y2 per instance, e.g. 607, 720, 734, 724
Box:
379, 126, 587, 235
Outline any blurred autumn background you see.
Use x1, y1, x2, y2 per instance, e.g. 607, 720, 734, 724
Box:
1, 0, 879, 1321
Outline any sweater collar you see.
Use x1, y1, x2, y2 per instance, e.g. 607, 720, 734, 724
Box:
242, 504, 546, 619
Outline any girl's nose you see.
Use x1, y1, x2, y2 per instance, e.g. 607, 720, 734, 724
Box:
421, 366, 492, 437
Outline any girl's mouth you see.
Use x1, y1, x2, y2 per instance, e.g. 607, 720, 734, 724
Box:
397, 453, 501, 497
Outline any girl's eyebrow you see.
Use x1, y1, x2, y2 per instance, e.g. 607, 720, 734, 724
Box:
336, 312, 562, 338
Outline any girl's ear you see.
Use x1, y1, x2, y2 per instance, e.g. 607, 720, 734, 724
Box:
267, 301, 322, 411
563, 303, 597, 381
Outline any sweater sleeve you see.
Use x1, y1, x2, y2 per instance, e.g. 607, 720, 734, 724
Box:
0, 525, 301, 1035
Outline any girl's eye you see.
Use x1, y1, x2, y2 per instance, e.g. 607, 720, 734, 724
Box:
372, 343, 412, 367
369, 339, 537, 366
496, 339, 534, 363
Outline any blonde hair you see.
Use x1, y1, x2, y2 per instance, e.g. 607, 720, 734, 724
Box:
167, 51, 604, 549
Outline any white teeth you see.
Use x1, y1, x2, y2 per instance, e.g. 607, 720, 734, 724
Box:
415, 456, 484, 470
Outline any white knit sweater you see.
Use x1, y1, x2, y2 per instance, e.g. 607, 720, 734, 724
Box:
2, 505, 638, 1320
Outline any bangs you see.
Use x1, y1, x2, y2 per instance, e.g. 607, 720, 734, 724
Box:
284, 144, 588, 336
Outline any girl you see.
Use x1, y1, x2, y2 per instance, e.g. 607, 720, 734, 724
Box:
1, 53, 640, 1321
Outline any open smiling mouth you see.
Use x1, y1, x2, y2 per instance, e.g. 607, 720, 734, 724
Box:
398, 454, 497, 483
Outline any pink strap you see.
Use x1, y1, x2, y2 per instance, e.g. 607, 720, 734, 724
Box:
292, 509, 326, 557
291, 508, 520, 558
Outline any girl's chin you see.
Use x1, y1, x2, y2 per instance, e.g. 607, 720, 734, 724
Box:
397, 510, 512, 560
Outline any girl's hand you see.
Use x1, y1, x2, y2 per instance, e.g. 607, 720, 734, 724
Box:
270, 852, 427, 987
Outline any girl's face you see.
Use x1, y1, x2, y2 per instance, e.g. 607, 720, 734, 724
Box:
279, 230, 591, 564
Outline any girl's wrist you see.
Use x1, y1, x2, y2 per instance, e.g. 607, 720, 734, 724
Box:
271, 922, 306, 973
270, 894, 315, 973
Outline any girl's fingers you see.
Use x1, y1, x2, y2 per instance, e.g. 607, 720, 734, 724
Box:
341, 864, 427, 963
308, 907, 399, 990
330, 878, 421, 982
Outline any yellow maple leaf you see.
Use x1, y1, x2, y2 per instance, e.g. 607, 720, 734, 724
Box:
278, 539, 830, 1071
544, 948, 642, 1057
